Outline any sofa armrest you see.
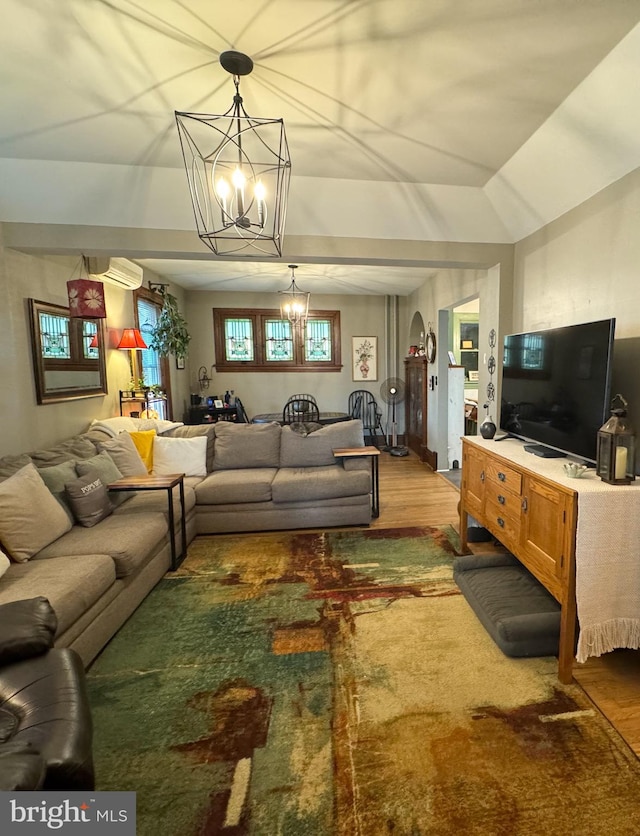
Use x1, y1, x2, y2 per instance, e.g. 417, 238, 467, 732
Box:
0, 597, 57, 666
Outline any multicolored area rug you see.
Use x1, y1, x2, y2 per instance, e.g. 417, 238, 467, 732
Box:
86, 526, 640, 835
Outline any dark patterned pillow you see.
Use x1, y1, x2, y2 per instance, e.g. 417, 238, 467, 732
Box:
65, 469, 113, 527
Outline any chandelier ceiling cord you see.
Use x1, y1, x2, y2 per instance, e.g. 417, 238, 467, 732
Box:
175, 50, 292, 257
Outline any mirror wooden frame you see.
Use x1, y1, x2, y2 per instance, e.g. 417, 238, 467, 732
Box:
28, 298, 108, 404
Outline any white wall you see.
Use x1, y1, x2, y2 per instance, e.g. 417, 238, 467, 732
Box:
512, 164, 640, 430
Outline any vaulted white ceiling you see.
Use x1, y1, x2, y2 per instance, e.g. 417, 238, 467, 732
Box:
2, 1, 640, 293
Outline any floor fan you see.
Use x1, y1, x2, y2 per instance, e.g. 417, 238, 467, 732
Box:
380, 377, 408, 456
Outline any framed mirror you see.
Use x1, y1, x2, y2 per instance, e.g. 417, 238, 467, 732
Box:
28, 298, 108, 404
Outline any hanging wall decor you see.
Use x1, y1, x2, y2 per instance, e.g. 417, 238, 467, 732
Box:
352, 337, 378, 381
480, 328, 497, 439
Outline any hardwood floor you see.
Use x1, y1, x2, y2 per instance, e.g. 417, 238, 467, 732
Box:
373, 449, 640, 756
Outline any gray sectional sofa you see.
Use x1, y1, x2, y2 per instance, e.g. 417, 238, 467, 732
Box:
0, 418, 370, 668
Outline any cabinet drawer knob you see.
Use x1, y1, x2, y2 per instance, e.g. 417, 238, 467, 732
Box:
497, 517, 505, 527
498, 472, 506, 482
480, 470, 485, 482
498, 494, 506, 505
522, 498, 528, 512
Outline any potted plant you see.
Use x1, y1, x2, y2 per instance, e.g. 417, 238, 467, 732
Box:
148, 288, 191, 361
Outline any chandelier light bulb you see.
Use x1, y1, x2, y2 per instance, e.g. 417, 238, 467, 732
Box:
216, 177, 230, 223
254, 180, 266, 227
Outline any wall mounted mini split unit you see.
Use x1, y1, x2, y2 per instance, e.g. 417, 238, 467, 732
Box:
86, 257, 144, 290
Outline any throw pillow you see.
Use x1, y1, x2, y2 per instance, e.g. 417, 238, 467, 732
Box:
0, 453, 34, 483
89, 416, 139, 437
37, 460, 77, 520
75, 451, 130, 507
136, 418, 184, 434
28, 435, 97, 468
161, 425, 215, 472
97, 433, 147, 477
153, 435, 207, 477
0, 549, 9, 580
0, 464, 72, 562
128, 430, 156, 472
65, 469, 113, 527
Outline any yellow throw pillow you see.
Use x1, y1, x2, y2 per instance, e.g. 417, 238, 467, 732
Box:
128, 430, 156, 473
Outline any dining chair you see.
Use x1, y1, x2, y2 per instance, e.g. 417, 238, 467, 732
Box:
282, 397, 320, 424
348, 389, 384, 446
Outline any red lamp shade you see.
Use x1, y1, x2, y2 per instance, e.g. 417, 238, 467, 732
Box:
89, 333, 99, 348
67, 279, 107, 318
117, 329, 148, 350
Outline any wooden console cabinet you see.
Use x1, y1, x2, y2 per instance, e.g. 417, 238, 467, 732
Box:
460, 437, 578, 683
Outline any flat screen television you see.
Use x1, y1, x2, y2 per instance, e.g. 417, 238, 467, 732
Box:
499, 318, 615, 462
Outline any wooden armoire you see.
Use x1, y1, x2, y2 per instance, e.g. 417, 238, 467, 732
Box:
404, 356, 437, 469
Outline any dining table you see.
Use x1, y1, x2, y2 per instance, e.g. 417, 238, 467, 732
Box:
251, 412, 351, 425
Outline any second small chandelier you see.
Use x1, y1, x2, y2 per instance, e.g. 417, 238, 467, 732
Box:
175, 51, 292, 257
279, 265, 310, 328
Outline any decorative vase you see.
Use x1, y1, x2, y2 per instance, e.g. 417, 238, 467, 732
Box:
360, 362, 369, 378
480, 418, 497, 439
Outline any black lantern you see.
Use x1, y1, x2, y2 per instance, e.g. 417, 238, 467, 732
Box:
596, 393, 636, 485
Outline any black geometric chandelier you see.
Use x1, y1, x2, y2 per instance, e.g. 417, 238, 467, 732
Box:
175, 51, 292, 257
278, 264, 310, 328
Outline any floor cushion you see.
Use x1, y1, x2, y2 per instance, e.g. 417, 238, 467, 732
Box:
453, 552, 561, 658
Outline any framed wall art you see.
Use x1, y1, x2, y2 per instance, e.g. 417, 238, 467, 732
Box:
352, 336, 378, 382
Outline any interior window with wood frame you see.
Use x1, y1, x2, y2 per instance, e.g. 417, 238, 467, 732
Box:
213, 308, 342, 372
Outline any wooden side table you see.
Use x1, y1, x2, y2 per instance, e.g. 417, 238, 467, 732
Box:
108, 474, 186, 571
333, 446, 380, 518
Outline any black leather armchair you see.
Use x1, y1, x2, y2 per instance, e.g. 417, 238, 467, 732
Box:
0, 597, 94, 791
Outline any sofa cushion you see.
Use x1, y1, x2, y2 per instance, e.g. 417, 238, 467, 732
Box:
28, 435, 97, 467
272, 465, 370, 503
279, 420, 364, 468
97, 433, 147, 477
75, 451, 130, 507
195, 468, 277, 505
213, 422, 281, 470
35, 513, 167, 578
0, 454, 34, 483
161, 424, 216, 472
0, 555, 116, 636
113, 482, 197, 518
153, 435, 207, 477
0, 464, 72, 563
65, 471, 113, 528
0, 549, 9, 579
